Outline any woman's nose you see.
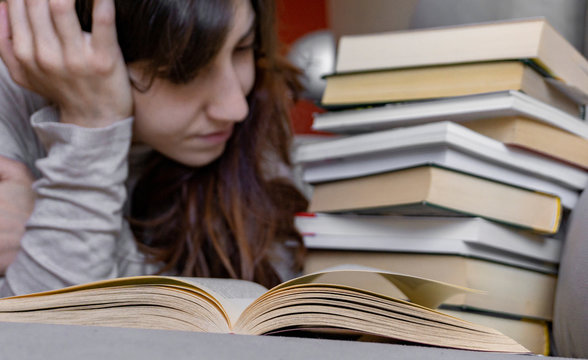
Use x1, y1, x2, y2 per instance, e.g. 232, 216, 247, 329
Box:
205, 63, 252, 123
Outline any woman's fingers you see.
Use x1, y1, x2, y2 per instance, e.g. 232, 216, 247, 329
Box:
90, 0, 118, 55
6, 0, 32, 62
49, 0, 85, 60
5, 0, 34, 83
25, 0, 63, 71
0, 2, 16, 65
0, 2, 27, 86
0, 0, 132, 127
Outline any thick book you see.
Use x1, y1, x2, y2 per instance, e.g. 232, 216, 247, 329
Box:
321, 60, 580, 116
462, 117, 588, 170
311, 91, 588, 138
308, 165, 562, 234
0, 269, 529, 353
295, 121, 584, 208
334, 18, 588, 100
296, 213, 562, 274
304, 253, 557, 321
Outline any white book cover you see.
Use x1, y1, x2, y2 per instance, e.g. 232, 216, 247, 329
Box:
296, 214, 561, 274
300, 143, 578, 209
294, 121, 587, 202
312, 91, 588, 136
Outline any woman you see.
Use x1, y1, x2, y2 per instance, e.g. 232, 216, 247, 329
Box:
0, 0, 308, 297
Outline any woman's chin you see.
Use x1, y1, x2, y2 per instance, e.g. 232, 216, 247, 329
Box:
168, 146, 226, 168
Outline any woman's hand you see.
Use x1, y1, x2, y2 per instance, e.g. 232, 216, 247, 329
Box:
0, 0, 132, 128
0, 156, 34, 275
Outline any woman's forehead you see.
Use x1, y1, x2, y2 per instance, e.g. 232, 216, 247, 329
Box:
226, 0, 256, 41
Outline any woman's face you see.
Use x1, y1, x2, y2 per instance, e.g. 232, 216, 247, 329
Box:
129, 0, 256, 167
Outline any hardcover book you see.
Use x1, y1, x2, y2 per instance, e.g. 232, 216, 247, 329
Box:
321, 61, 580, 117
295, 121, 583, 208
334, 18, 588, 100
461, 117, 588, 170
311, 91, 588, 138
296, 213, 562, 273
308, 165, 562, 234
297, 120, 587, 188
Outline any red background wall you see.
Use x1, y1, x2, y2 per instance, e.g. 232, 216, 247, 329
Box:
276, 0, 328, 134
276, 0, 327, 44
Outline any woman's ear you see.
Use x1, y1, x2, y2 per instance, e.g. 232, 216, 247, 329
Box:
127, 62, 153, 93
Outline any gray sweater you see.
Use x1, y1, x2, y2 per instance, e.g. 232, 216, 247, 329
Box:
0, 62, 160, 297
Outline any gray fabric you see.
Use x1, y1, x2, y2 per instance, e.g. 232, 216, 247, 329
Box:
0, 321, 577, 360
553, 189, 588, 358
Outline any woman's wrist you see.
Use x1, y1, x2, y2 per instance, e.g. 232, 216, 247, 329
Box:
59, 106, 132, 129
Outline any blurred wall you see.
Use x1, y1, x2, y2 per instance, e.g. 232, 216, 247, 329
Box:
327, 0, 588, 56
327, 0, 419, 36
410, 0, 587, 52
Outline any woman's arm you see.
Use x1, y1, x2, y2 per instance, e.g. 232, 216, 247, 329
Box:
0, 156, 34, 275
0, 49, 46, 277
0, 0, 139, 296
1, 109, 134, 296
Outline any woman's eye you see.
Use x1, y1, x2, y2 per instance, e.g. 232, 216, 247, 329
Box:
235, 41, 256, 53
235, 33, 257, 53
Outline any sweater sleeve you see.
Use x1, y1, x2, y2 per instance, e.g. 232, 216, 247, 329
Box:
0, 106, 134, 297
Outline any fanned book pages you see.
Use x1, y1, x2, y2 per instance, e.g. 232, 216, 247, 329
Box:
334, 18, 588, 101
438, 309, 549, 355
0, 269, 529, 353
304, 256, 556, 321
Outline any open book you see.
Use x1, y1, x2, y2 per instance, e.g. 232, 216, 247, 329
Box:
0, 268, 528, 353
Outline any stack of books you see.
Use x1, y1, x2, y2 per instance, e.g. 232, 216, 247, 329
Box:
293, 18, 588, 355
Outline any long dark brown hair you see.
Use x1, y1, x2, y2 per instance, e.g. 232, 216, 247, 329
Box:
76, 0, 308, 287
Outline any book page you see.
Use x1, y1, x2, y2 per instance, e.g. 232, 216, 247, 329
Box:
271, 265, 482, 309
180, 278, 268, 327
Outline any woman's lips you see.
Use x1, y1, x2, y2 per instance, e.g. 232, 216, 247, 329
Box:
198, 129, 233, 144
